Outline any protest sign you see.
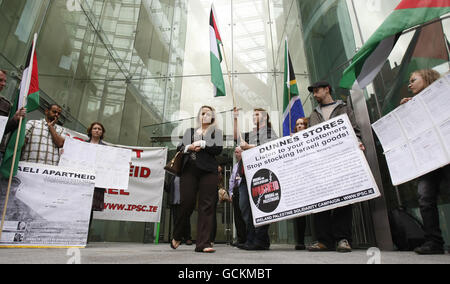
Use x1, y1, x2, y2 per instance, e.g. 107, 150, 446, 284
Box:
372, 76, 450, 185
63, 129, 167, 223
59, 138, 132, 189
241, 114, 380, 227
0, 162, 95, 248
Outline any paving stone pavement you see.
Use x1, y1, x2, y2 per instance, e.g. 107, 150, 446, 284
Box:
0, 243, 449, 264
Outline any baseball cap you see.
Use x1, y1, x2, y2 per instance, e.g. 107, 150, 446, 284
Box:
308, 81, 332, 93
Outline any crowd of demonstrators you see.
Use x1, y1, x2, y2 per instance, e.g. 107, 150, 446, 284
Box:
2, 62, 448, 256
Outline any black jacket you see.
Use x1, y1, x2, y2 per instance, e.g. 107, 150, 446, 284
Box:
177, 127, 223, 173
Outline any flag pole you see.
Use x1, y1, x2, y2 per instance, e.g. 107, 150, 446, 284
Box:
212, 3, 242, 143
220, 43, 237, 109
288, 87, 292, 136
286, 38, 292, 136
0, 33, 37, 241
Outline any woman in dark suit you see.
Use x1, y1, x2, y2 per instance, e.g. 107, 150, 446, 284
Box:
171, 106, 223, 253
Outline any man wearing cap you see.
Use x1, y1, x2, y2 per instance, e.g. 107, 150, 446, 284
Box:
306, 81, 364, 253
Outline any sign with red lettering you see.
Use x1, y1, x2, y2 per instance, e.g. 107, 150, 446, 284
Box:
241, 114, 380, 227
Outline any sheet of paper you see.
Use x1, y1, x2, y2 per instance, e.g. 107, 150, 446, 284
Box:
395, 97, 433, 140
94, 145, 132, 189
438, 119, 450, 158
371, 112, 406, 152
384, 144, 418, 186
418, 78, 450, 125
59, 138, 97, 171
0, 116, 8, 142
410, 129, 448, 175
59, 138, 132, 189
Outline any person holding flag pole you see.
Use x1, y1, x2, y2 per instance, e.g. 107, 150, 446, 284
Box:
0, 33, 40, 241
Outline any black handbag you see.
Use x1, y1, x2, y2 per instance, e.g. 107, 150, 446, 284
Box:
164, 150, 183, 176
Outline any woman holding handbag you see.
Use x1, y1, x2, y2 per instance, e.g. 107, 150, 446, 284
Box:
171, 106, 223, 253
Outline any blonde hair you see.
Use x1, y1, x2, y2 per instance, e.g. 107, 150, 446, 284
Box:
197, 105, 217, 129
410, 69, 441, 88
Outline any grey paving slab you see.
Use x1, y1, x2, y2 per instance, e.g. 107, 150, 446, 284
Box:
0, 243, 448, 264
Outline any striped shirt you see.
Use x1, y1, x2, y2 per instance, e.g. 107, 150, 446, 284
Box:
21, 119, 66, 166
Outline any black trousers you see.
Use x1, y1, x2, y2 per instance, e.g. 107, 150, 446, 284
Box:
417, 165, 450, 246
294, 217, 306, 245
313, 205, 353, 248
171, 204, 192, 241
232, 185, 247, 244
174, 161, 218, 251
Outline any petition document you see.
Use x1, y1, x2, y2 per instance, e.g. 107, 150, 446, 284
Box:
59, 138, 132, 189
372, 76, 450, 186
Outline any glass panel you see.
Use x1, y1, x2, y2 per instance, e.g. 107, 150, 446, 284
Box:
233, 0, 275, 73
0, 0, 49, 67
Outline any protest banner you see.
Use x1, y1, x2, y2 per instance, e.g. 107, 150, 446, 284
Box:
241, 114, 380, 227
372, 75, 450, 185
64, 129, 167, 223
0, 162, 95, 248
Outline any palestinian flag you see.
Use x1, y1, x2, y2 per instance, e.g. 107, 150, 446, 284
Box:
210, 5, 226, 97
282, 39, 305, 136
0, 34, 40, 178
340, 0, 450, 89
381, 20, 449, 114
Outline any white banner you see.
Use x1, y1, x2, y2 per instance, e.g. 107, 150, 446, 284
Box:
0, 162, 95, 248
241, 114, 380, 227
64, 129, 167, 223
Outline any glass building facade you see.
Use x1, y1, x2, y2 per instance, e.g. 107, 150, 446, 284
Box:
0, 0, 449, 249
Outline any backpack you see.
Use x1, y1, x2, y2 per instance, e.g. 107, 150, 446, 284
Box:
389, 208, 426, 251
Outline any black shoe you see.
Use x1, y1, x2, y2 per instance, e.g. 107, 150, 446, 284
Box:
414, 242, 444, 255
231, 241, 245, 247
295, 244, 306, 250
243, 243, 270, 251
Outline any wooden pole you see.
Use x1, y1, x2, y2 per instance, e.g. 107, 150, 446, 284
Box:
219, 43, 243, 143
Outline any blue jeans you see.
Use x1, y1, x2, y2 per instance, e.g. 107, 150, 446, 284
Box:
239, 181, 270, 248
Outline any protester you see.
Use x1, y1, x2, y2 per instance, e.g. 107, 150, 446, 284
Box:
228, 146, 247, 247
234, 107, 278, 250
21, 104, 65, 165
306, 81, 364, 253
210, 165, 224, 247
85, 122, 107, 242
400, 69, 448, 255
165, 174, 193, 246
171, 105, 223, 253
86, 122, 106, 212
0, 69, 26, 160
292, 117, 308, 250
